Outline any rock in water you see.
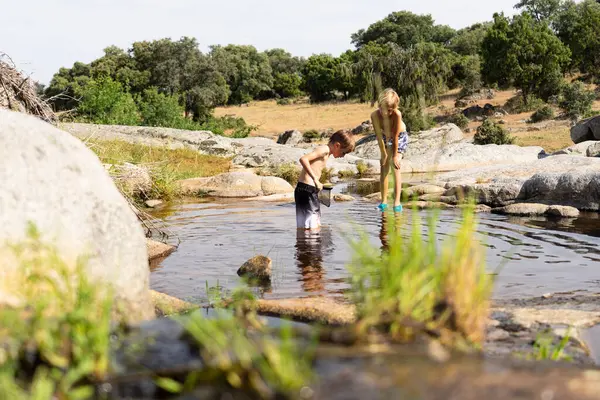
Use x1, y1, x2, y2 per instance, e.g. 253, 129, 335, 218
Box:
0, 109, 154, 323
237, 255, 272, 282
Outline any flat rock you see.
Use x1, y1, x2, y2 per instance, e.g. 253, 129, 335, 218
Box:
179, 171, 293, 198
333, 194, 355, 202
150, 290, 198, 316
147, 239, 176, 261
255, 297, 356, 325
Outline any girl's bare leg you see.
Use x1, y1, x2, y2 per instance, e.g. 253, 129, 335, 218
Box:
393, 161, 402, 207
380, 157, 391, 205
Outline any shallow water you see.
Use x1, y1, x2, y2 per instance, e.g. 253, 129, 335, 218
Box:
149, 187, 600, 304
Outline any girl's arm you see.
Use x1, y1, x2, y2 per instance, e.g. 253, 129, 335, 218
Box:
371, 112, 388, 164
391, 111, 402, 157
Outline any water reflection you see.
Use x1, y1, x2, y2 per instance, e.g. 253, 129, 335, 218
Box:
295, 227, 334, 293
379, 212, 405, 251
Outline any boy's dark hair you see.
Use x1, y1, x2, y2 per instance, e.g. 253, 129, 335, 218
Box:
329, 130, 355, 152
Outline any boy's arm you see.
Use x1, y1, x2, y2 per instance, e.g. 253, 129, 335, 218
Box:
299, 146, 329, 190
371, 112, 388, 165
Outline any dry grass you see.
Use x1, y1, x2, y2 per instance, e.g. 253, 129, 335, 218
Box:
513, 127, 573, 153
215, 88, 599, 152
214, 99, 374, 137
87, 139, 231, 181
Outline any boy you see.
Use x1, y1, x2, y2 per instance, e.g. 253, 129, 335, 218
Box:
295, 130, 355, 230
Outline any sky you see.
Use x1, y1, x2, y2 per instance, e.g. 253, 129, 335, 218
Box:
0, 0, 519, 85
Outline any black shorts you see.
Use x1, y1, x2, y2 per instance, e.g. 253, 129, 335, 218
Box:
294, 182, 321, 229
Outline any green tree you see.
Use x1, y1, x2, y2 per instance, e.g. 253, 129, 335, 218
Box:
351, 11, 455, 48
265, 49, 304, 98
448, 23, 491, 56
449, 54, 482, 93
301, 54, 339, 102
555, 0, 600, 78
559, 81, 596, 120
352, 43, 389, 105
481, 13, 571, 101
137, 88, 184, 127
336, 50, 356, 100
514, 0, 562, 22
382, 42, 453, 130
89, 46, 149, 93
44, 62, 92, 111
131, 37, 228, 120
210, 45, 273, 104
76, 77, 140, 125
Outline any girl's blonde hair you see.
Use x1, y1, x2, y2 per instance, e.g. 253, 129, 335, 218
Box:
378, 88, 399, 110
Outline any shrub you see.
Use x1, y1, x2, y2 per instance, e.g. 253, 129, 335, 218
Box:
356, 161, 369, 177
348, 205, 493, 346
402, 109, 436, 132
268, 163, 301, 186
474, 120, 514, 145
559, 82, 596, 121
200, 115, 256, 138
448, 113, 470, 129
276, 97, 292, 105
137, 88, 185, 128
504, 94, 545, 114
529, 105, 555, 123
338, 169, 355, 179
302, 129, 321, 142
76, 77, 140, 125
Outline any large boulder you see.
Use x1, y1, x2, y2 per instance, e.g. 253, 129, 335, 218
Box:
552, 141, 599, 156
277, 130, 304, 146
571, 116, 600, 144
354, 123, 465, 160
62, 123, 241, 156
0, 109, 154, 323
438, 155, 600, 209
353, 124, 542, 173
178, 171, 293, 198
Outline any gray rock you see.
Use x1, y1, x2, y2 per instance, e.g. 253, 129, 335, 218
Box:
462, 103, 496, 119
333, 194, 355, 202
546, 205, 580, 218
179, 171, 293, 198
0, 109, 153, 323
403, 184, 446, 198
62, 123, 239, 157
145, 199, 163, 208
586, 142, 600, 157
111, 163, 152, 198
277, 130, 303, 146
438, 155, 600, 209
571, 116, 600, 144
552, 141, 599, 156
147, 239, 176, 261
261, 176, 295, 196
492, 203, 550, 216
237, 255, 272, 281
351, 120, 373, 135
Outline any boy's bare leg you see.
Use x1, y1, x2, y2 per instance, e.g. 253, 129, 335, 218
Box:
393, 164, 402, 207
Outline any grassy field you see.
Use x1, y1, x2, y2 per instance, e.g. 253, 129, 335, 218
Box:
88, 139, 232, 181
215, 88, 600, 153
